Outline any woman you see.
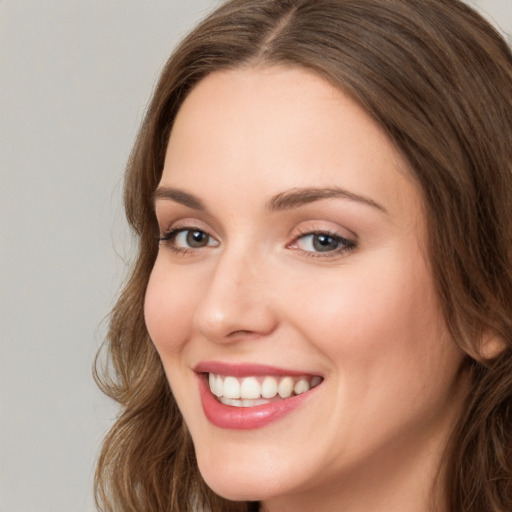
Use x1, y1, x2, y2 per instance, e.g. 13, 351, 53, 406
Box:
94, 1, 512, 511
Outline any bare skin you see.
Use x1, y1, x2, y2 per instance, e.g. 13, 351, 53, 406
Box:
145, 65, 469, 512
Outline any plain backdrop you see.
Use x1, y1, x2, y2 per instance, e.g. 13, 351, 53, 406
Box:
1, 1, 510, 511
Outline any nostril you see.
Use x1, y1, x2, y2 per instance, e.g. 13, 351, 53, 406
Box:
194, 298, 278, 344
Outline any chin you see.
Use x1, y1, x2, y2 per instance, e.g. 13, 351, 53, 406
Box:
199, 469, 268, 502
196, 450, 296, 503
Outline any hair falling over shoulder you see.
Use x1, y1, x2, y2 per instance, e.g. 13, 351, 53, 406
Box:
94, 1, 512, 510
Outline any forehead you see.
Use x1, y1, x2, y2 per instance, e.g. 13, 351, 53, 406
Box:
162, 65, 422, 223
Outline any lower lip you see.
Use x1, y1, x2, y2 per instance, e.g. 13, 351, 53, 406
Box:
198, 375, 318, 430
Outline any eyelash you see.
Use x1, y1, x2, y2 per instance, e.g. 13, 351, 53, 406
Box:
158, 225, 356, 258
158, 225, 217, 255
289, 228, 356, 258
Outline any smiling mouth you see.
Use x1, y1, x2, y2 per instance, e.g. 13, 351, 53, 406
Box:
207, 373, 323, 407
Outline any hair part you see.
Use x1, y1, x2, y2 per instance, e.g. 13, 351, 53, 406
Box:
94, 1, 512, 510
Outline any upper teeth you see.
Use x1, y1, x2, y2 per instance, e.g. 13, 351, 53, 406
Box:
208, 373, 322, 400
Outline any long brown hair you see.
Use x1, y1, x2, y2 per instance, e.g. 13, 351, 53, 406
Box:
94, 1, 512, 510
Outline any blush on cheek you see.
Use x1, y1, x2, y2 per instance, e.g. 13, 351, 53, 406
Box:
144, 277, 188, 356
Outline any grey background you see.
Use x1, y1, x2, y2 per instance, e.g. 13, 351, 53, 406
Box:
1, 1, 510, 511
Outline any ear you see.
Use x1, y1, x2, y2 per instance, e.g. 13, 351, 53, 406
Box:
479, 332, 507, 360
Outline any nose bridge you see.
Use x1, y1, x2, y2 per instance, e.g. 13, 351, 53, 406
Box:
193, 242, 276, 342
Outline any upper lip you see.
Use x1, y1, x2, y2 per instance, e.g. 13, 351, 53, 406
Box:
194, 361, 322, 378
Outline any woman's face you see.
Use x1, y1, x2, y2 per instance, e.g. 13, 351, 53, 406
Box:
145, 66, 467, 509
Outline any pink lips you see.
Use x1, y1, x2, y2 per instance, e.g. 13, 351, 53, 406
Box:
195, 362, 322, 430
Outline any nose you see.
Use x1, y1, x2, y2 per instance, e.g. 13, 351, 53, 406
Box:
193, 248, 278, 343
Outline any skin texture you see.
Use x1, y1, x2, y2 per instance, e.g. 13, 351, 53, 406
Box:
144, 66, 469, 512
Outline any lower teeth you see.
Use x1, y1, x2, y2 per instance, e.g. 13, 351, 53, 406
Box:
219, 397, 275, 407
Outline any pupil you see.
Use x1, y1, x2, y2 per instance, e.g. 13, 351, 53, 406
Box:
313, 234, 338, 252
187, 230, 207, 247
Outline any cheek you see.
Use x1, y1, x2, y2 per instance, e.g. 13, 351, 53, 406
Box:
293, 262, 434, 347
290, 260, 463, 447
291, 253, 453, 388
144, 262, 198, 358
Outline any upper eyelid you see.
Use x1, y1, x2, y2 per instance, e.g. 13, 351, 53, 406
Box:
156, 211, 223, 239
160, 225, 218, 242
155, 201, 358, 236
290, 221, 357, 242
158, 218, 215, 235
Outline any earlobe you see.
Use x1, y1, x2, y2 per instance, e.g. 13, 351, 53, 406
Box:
479, 333, 507, 361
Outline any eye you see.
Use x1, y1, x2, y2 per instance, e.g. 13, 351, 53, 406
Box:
159, 227, 219, 251
175, 229, 215, 248
292, 231, 355, 255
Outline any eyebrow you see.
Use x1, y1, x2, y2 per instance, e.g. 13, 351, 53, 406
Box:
268, 187, 387, 213
153, 186, 387, 214
153, 187, 206, 211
